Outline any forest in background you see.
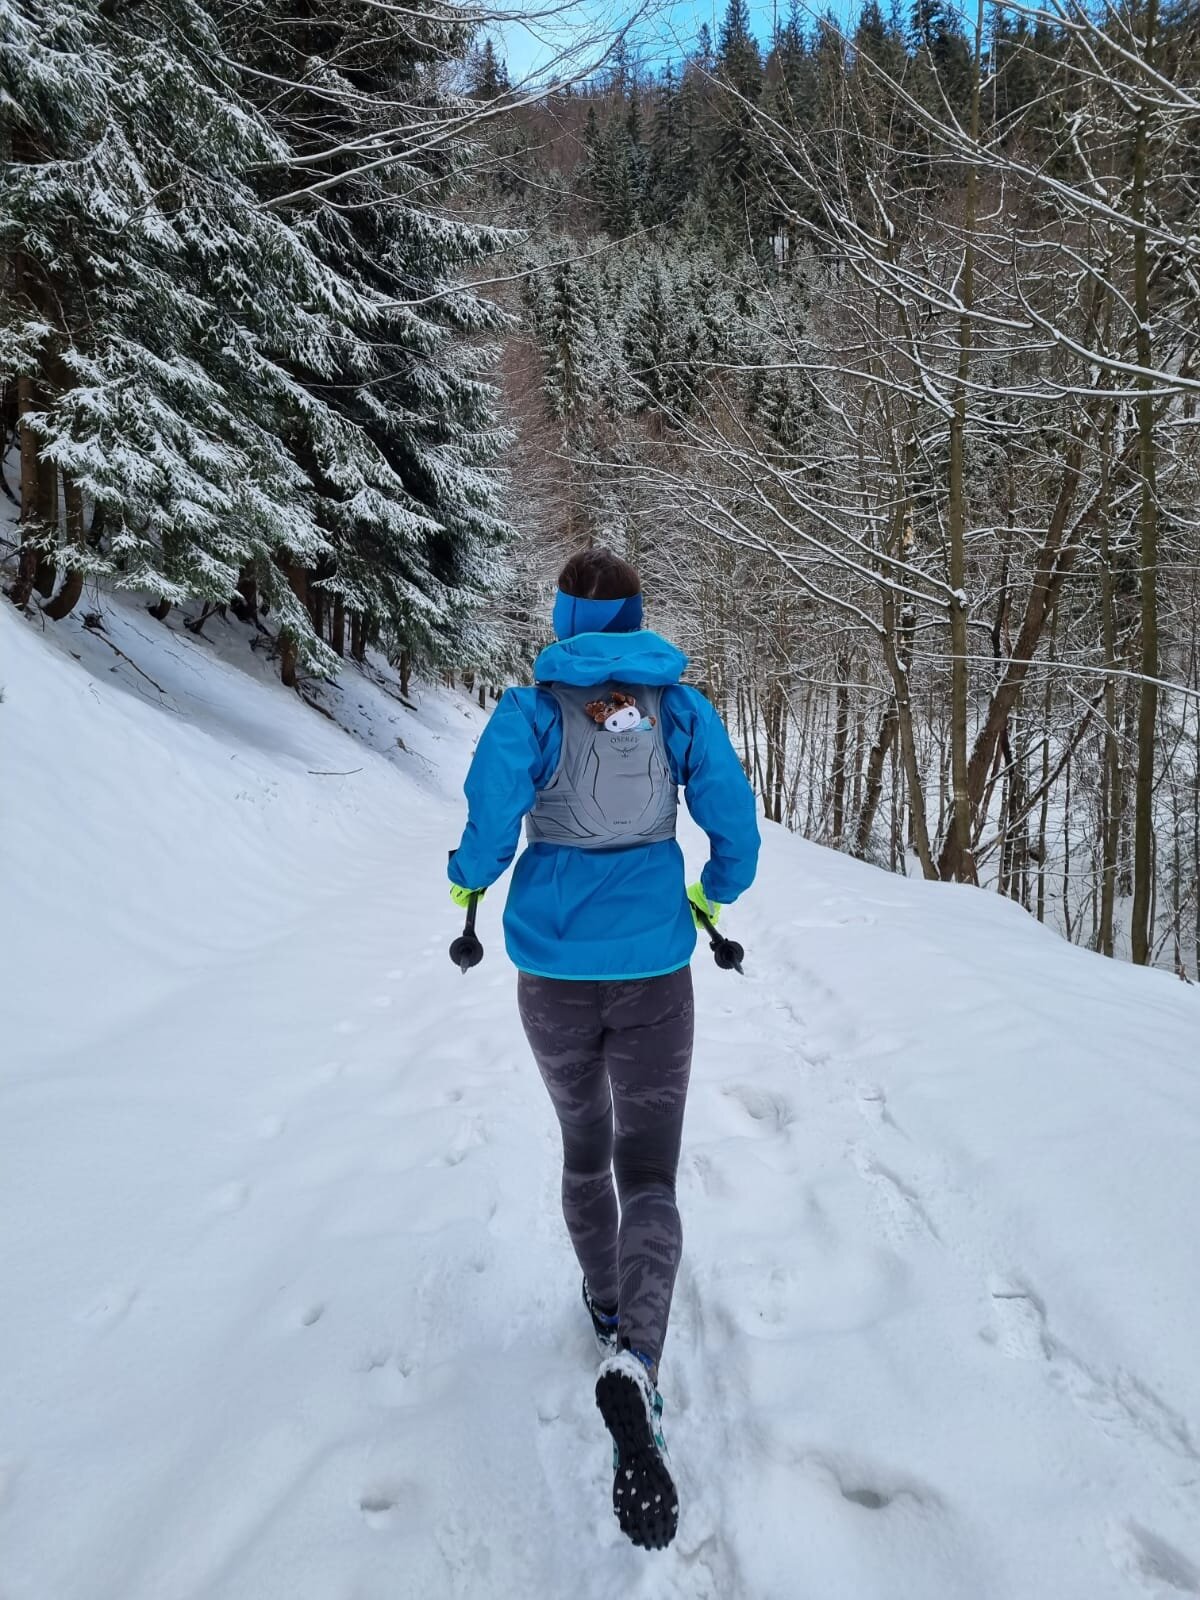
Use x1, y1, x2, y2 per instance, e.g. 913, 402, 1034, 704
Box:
4, 0, 1199, 974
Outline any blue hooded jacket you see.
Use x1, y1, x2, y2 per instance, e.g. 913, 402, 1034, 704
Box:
448, 629, 760, 980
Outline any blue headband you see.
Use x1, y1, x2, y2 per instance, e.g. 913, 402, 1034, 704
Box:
553, 590, 643, 640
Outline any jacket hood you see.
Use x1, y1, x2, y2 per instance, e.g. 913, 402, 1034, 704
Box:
534, 629, 688, 687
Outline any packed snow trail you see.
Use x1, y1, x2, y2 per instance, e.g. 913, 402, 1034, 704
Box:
4, 598, 1200, 1600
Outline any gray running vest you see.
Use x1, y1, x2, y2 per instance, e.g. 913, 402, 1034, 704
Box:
525, 682, 679, 850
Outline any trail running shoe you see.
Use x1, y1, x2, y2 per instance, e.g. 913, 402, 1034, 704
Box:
582, 1277, 620, 1355
594, 1348, 679, 1550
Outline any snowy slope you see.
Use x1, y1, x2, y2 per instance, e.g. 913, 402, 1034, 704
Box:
3, 595, 1200, 1600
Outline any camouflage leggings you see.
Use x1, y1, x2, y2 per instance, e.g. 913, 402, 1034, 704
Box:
517, 966, 695, 1370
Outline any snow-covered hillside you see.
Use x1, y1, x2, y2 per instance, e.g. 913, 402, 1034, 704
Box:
3, 596, 1200, 1600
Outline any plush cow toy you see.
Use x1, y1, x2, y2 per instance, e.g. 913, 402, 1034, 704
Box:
584, 691, 656, 734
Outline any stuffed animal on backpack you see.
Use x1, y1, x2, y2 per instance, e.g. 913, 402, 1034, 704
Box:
584, 691, 656, 734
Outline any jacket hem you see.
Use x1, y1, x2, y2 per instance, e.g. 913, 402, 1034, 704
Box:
514, 959, 692, 982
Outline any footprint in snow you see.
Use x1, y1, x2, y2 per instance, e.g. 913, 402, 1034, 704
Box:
1108, 1520, 1200, 1596
804, 1451, 940, 1515
856, 1084, 903, 1134
439, 1116, 489, 1167
987, 1277, 1200, 1467
987, 1278, 1050, 1361
723, 1084, 796, 1135
359, 1489, 403, 1530
362, 1352, 420, 1408
686, 1149, 731, 1199
852, 1145, 940, 1245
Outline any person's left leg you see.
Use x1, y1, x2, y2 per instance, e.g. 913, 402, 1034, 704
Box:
517, 972, 620, 1312
592, 967, 692, 1553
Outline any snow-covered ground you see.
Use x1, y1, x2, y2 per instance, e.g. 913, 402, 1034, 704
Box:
3, 593, 1200, 1600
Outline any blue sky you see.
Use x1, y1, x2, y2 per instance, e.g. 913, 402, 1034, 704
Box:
496, 0, 857, 83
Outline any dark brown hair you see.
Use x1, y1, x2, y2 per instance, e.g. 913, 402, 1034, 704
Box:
557, 546, 641, 601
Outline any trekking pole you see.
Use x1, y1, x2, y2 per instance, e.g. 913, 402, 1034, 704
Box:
449, 891, 484, 974
693, 903, 745, 976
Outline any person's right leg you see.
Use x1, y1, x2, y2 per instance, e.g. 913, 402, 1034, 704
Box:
517, 972, 619, 1313
600, 967, 695, 1375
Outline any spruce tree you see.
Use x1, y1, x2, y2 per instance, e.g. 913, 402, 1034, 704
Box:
622, 262, 674, 419
910, 0, 973, 124
3, 0, 510, 679
714, 0, 765, 230
1, 0, 336, 635
543, 259, 597, 421
646, 63, 692, 221
216, 0, 512, 673
469, 38, 510, 101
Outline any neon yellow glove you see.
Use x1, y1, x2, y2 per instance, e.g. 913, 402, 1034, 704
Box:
687, 881, 721, 927
450, 884, 485, 911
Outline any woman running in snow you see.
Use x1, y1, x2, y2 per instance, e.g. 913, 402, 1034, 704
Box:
447, 548, 759, 1550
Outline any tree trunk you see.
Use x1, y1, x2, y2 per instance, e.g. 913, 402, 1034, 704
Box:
852, 656, 868, 819
9, 245, 46, 608
350, 611, 366, 663
9, 373, 42, 607
856, 697, 897, 859
937, 438, 1088, 879
43, 476, 86, 620
1036, 612, 1057, 923
883, 599, 936, 878
1062, 746, 1074, 942
286, 562, 309, 612
770, 682, 787, 824
32, 454, 59, 596
332, 595, 345, 657
763, 681, 776, 821
280, 562, 309, 688
1098, 462, 1121, 959
399, 648, 411, 699
1129, 0, 1160, 965
831, 651, 850, 847
184, 601, 217, 635
232, 566, 258, 625
87, 499, 106, 549
941, 0, 986, 886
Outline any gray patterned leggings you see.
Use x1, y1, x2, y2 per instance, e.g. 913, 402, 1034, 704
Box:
517, 966, 695, 1370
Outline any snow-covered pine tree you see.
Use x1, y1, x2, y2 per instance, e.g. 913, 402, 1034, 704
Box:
622, 262, 673, 420
541, 257, 597, 423
1, 0, 335, 637
645, 64, 685, 223
714, 0, 764, 228
3, 0, 511, 682
221, 0, 513, 678
468, 37, 510, 102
